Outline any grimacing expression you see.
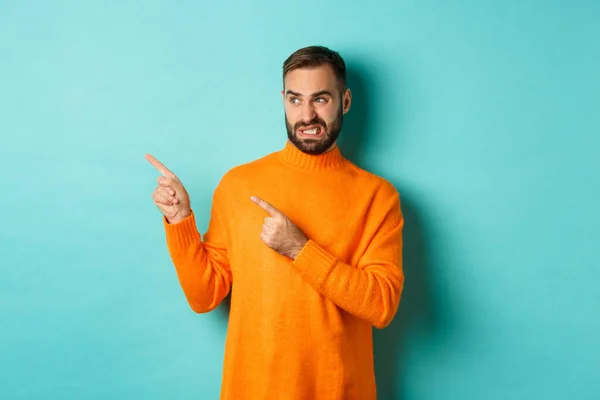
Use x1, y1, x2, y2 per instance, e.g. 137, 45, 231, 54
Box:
282, 65, 351, 155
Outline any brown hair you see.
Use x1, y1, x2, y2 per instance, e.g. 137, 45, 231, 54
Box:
282, 46, 347, 93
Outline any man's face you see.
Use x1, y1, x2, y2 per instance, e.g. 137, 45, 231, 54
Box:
282, 64, 351, 155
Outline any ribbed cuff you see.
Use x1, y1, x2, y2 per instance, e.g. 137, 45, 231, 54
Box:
163, 211, 201, 251
292, 240, 337, 288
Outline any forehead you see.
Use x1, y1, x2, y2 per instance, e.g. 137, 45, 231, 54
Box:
284, 64, 338, 94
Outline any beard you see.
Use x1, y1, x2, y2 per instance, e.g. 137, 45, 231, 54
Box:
285, 105, 343, 155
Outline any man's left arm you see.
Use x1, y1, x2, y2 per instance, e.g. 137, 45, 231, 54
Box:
292, 196, 403, 329
251, 193, 404, 329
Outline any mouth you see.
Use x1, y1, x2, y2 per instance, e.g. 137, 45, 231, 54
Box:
297, 125, 324, 138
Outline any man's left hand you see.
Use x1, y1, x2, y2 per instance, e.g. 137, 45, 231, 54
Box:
251, 196, 308, 259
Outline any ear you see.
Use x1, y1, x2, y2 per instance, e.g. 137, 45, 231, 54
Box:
342, 88, 352, 114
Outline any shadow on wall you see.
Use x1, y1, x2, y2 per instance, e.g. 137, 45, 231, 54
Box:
341, 60, 451, 400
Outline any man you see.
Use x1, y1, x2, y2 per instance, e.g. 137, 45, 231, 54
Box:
146, 45, 404, 400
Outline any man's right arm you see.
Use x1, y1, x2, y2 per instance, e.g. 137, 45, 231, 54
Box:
163, 209, 232, 313
146, 153, 232, 313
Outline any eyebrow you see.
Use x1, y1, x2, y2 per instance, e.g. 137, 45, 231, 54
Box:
285, 90, 334, 98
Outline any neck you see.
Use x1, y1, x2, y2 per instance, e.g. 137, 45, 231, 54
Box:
324, 142, 337, 153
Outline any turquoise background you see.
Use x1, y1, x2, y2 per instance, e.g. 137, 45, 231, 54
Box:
1, 1, 598, 399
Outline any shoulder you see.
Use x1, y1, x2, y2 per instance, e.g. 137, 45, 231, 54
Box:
348, 164, 404, 228
344, 161, 400, 201
215, 151, 278, 191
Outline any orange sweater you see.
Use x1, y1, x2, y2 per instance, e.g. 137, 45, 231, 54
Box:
163, 140, 404, 399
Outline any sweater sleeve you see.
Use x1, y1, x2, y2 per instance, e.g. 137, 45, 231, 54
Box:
291, 191, 404, 329
163, 182, 232, 313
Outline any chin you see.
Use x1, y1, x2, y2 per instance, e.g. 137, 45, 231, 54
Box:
296, 140, 330, 155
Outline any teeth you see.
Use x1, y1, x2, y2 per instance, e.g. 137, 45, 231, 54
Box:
303, 128, 318, 134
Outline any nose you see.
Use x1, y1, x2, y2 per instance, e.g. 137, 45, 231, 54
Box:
300, 101, 316, 123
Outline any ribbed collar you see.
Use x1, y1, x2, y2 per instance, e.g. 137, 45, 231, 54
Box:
277, 140, 345, 171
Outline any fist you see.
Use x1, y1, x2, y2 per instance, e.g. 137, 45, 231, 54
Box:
251, 196, 308, 259
146, 154, 192, 224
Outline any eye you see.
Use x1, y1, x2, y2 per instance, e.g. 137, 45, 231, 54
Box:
289, 97, 300, 104
314, 97, 327, 103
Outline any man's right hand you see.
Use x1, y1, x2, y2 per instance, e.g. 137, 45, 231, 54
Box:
145, 154, 192, 224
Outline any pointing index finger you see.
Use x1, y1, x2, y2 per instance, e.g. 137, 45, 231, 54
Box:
251, 196, 280, 217
145, 154, 176, 178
